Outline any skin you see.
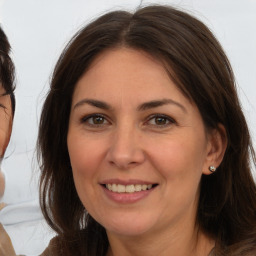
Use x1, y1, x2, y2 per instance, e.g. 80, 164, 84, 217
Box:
0, 85, 15, 255
0, 224, 16, 256
68, 48, 226, 256
0, 84, 12, 198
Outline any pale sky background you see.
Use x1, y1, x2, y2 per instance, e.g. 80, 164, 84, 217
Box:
1, 0, 256, 203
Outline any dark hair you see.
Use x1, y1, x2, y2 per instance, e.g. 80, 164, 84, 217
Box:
38, 5, 256, 255
0, 26, 15, 114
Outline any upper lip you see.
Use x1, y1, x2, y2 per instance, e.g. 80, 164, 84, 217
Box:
100, 179, 157, 186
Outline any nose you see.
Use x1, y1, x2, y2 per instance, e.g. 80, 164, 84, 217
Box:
106, 126, 145, 170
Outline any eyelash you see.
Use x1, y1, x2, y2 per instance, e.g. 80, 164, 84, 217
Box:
80, 114, 110, 127
145, 114, 176, 128
80, 113, 176, 129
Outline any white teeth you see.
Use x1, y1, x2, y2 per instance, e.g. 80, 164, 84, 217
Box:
112, 184, 117, 192
135, 184, 142, 192
126, 185, 135, 193
117, 184, 126, 193
105, 184, 154, 193
142, 184, 147, 191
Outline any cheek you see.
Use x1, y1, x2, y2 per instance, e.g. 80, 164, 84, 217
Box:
145, 131, 207, 180
67, 132, 106, 181
67, 134, 103, 209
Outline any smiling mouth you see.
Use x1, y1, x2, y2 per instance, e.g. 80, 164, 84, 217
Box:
103, 184, 158, 193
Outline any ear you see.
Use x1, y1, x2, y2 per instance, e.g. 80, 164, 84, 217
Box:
202, 124, 227, 175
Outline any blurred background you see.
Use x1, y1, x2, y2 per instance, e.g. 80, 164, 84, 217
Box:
0, 0, 255, 255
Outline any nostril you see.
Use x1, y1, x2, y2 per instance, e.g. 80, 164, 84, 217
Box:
128, 161, 139, 166
108, 159, 141, 170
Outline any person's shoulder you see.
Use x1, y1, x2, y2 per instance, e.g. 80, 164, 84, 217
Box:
40, 234, 84, 256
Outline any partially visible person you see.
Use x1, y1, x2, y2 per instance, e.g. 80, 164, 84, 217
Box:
0, 25, 16, 256
0, 25, 54, 256
38, 5, 256, 256
0, 25, 15, 198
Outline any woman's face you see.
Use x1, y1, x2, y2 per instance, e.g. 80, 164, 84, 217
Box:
0, 85, 12, 157
68, 48, 215, 238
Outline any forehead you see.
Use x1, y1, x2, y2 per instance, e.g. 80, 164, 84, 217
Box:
72, 47, 191, 107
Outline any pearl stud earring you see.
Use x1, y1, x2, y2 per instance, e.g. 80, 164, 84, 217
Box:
209, 166, 216, 172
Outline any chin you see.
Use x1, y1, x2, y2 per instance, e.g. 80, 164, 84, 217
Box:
99, 214, 157, 237
107, 226, 151, 237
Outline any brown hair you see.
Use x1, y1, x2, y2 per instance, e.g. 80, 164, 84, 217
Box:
0, 26, 15, 114
38, 5, 256, 255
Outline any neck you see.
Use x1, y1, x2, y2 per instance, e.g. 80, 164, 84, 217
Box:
106, 223, 214, 256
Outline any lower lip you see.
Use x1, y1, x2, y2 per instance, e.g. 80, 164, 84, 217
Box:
102, 186, 155, 204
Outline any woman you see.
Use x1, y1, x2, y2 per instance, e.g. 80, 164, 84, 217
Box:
39, 5, 256, 256
0, 25, 16, 256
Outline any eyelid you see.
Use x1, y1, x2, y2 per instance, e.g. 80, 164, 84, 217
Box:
145, 113, 176, 127
80, 113, 111, 126
81, 113, 105, 121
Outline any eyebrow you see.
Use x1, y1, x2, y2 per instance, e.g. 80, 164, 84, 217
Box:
73, 99, 111, 110
73, 98, 187, 113
137, 99, 187, 113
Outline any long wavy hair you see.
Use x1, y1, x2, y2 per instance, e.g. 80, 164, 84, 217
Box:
38, 5, 256, 255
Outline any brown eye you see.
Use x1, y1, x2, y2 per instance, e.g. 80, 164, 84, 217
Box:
92, 116, 105, 124
155, 117, 167, 125
81, 114, 109, 127
147, 114, 175, 128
